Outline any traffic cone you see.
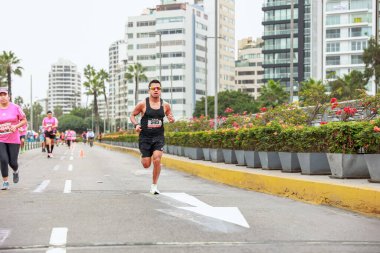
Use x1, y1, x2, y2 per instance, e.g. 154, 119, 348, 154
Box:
80, 149, 84, 158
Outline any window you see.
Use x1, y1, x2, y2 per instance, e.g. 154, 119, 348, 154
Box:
351, 55, 363, 64
127, 22, 133, 27
351, 41, 368, 51
326, 42, 340, 52
326, 56, 340, 66
326, 28, 340, 38
137, 21, 155, 27
350, 27, 371, 37
326, 15, 340, 25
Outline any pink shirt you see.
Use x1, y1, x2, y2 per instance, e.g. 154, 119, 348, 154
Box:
0, 103, 26, 144
42, 117, 58, 131
65, 130, 75, 140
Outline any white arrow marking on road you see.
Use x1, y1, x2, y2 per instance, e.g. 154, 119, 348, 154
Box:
33, 180, 50, 193
0, 229, 10, 245
47, 227, 68, 253
63, 180, 71, 193
161, 193, 250, 228
69, 156, 73, 161
68, 165, 73, 171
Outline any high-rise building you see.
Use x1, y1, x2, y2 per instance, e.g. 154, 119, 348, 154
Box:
323, 0, 375, 93
235, 37, 264, 99
262, 0, 322, 97
123, 1, 209, 120
47, 58, 81, 114
108, 40, 127, 129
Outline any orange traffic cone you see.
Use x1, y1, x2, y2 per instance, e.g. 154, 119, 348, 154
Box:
80, 149, 84, 158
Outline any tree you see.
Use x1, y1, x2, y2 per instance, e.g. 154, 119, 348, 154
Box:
124, 63, 147, 106
58, 114, 87, 133
83, 65, 105, 134
98, 69, 109, 130
0, 51, 23, 101
193, 90, 259, 117
257, 80, 289, 108
53, 105, 63, 118
14, 96, 24, 106
363, 37, 380, 94
299, 78, 329, 125
70, 106, 92, 119
23, 102, 43, 131
328, 70, 367, 100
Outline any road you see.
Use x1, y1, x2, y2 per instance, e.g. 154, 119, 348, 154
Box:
0, 142, 379, 253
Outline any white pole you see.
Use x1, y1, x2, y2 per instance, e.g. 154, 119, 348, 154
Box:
205, 36, 208, 117
289, 0, 295, 102
214, 0, 218, 131
30, 75, 33, 131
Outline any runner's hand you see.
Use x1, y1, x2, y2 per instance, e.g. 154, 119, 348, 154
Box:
135, 125, 142, 133
167, 113, 175, 123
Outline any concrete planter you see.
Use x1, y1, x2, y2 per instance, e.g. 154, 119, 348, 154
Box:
210, 148, 224, 163
167, 145, 175, 155
176, 146, 185, 156
235, 150, 246, 166
327, 153, 369, 179
187, 147, 204, 160
203, 148, 211, 161
258, 151, 282, 170
163, 145, 168, 153
279, 152, 301, 173
222, 149, 238, 164
244, 151, 261, 168
364, 154, 380, 183
297, 153, 331, 175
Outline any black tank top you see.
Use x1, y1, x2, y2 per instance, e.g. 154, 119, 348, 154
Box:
140, 97, 165, 137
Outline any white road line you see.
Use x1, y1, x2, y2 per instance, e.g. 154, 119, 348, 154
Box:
69, 156, 73, 161
68, 165, 73, 171
33, 180, 50, 193
63, 180, 71, 193
0, 229, 10, 245
53, 165, 60, 171
47, 227, 68, 253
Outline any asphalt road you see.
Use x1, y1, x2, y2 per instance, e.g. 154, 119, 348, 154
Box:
0, 142, 379, 253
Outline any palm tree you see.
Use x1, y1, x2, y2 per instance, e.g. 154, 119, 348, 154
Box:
14, 96, 24, 106
257, 80, 289, 108
124, 63, 147, 106
299, 78, 329, 125
0, 51, 23, 101
83, 65, 105, 134
98, 69, 109, 131
363, 37, 380, 94
328, 70, 367, 100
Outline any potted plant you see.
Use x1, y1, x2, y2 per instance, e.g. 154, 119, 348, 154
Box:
239, 128, 261, 168
209, 130, 224, 163
325, 122, 369, 179
185, 132, 204, 160
220, 129, 238, 164
295, 126, 331, 175
277, 126, 301, 173
357, 119, 380, 182
255, 123, 282, 170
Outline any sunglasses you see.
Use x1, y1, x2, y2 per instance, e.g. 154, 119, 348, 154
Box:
150, 86, 161, 91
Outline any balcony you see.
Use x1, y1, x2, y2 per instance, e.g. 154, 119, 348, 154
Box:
264, 29, 298, 36
263, 0, 298, 8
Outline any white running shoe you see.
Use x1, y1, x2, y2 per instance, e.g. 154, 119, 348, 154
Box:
1, 181, 9, 190
150, 184, 160, 195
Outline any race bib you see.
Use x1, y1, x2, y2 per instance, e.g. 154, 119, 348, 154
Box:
147, 119, 162, 128
0, 122, 12, 135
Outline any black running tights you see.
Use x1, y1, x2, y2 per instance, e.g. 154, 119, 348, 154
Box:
0, 142, 20, 178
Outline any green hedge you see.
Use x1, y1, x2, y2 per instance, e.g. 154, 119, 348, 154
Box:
103, 120, 380, 154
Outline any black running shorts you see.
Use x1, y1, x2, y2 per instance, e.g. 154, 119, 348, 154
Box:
139, 135, 165, 158
44, 130, 56, 139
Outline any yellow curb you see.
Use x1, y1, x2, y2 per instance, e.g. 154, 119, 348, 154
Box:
96, 143, 380, 218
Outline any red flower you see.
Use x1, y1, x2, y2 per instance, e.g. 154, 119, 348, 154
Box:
374, 126, 380, 132
224, 107, 234, 113
320, 121, 328, 125
260, 107, 267, 112
336, 110, 342, 115
330, 98, 337, 104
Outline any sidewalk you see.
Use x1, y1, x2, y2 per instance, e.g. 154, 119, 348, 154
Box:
97, 142, 380, 218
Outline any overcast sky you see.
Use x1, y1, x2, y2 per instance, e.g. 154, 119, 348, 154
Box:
0, 0, 264, 104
